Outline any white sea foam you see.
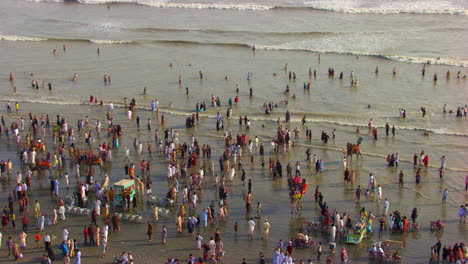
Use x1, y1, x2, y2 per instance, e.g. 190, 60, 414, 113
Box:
0, 34, 47, 42
0, 35, 134, 45
2, 96, 81, 106
27, 0, 64, 2
254, 44, 468, 67
76, 0, 137, 3
0, 32, 465, 67
89, 39, 134, 44
136, 1, 272, 10
303, 0, 468, 15
74, 0, 272, 10
27, 0, 468, 14
305, 5, 467, 15
379, 55, 468, 67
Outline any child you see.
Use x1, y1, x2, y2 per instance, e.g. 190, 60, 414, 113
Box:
35, 232, 41, 248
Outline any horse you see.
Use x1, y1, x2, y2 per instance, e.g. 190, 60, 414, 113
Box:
344, 143, 362, 160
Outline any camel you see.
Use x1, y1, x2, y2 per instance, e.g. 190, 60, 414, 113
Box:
29, 160, 52, 175
86, 157, 105, 173
31, 140, 46, 155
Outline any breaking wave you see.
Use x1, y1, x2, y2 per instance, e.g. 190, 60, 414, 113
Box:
0, 34, 47, 42
1, 33, 466, 67
29, 0, 468, 15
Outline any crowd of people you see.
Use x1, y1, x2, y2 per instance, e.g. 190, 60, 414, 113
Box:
1, 59, 467, 264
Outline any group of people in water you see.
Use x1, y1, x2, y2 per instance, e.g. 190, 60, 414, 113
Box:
1, 43, 467, 264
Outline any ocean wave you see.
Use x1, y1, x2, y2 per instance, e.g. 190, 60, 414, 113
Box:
89, 39, 134, 44
0, 34, 248, 47
28, 0, 64, 2
72, 0, 273, 10
128, 26, 337, 37
0, 33, 465, 67
296, 5, 468, 16
379, 54, 468, 67
0, 34, 47, 42
0, 35, 135, 45
2, 96, 82, 106
76, 0, 135, 3
136, 1, 272, 10
254, 44, 468, 67
30, 0, 467, 15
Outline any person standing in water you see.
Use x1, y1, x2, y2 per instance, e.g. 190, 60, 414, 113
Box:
147, 221, 153, 242
161, 225, 167, 244
442, 188, 448, 203
248, 218, 255, 239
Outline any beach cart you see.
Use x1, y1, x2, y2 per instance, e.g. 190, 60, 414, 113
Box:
113, 179, 136, 206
